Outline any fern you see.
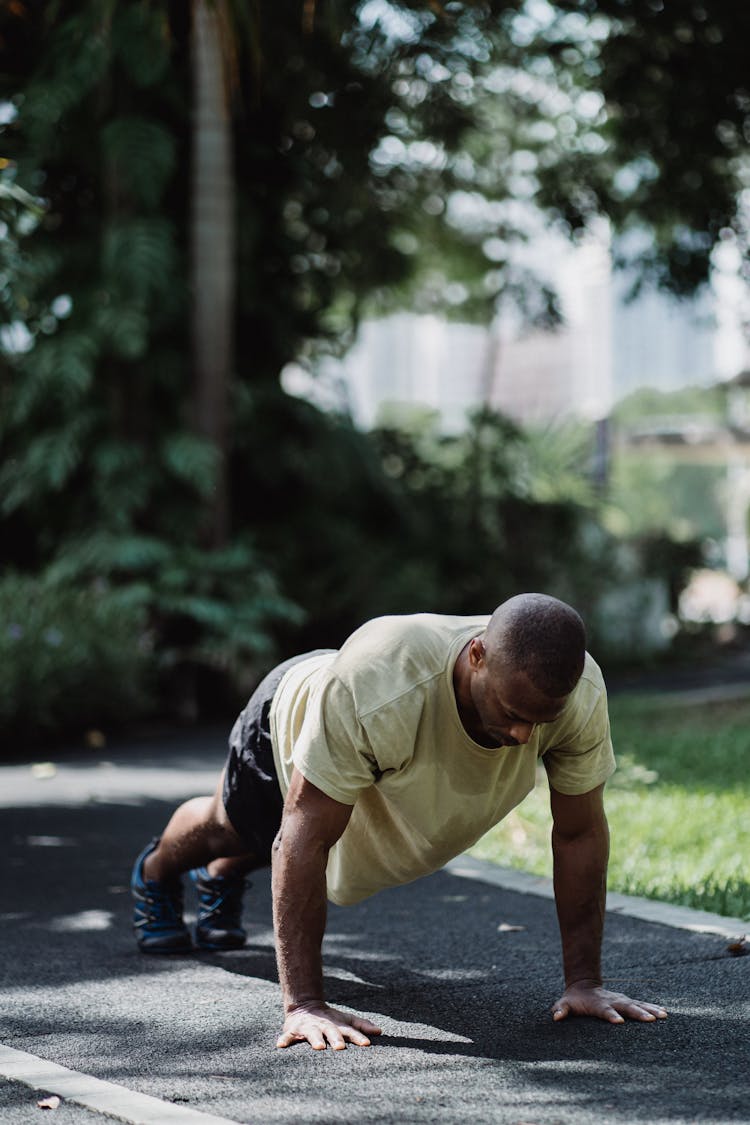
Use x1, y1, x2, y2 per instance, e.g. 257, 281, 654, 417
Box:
91, 440, 146, 479
112, 6, 171, 89
24, 12, 109, 145
102, 218, 178, 303
162, 433, 219, 496
45, 533, 173, 583
101, 117, 177, 210
0, 412, 94, 511
37, 532, 303, 705
92, 303, 149, 360
5, 334, 96, 430
0, 570, 151, 741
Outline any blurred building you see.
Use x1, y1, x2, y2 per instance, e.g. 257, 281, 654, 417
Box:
342, 313, 488, 433
283, 226, 748, 432
611, 273, 715, 397
489, 226, 614, 424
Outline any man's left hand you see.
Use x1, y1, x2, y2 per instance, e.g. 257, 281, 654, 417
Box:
552, 980, 668, 1024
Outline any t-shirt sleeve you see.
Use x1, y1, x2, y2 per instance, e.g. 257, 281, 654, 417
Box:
291, 672, 379, 805
541, 688, 616, 795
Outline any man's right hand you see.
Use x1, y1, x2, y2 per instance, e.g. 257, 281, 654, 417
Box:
276, 1002, 382, 1051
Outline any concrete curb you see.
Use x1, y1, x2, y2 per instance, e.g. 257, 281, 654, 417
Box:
445, 855, 748, 939
0, 1044, 242, 1125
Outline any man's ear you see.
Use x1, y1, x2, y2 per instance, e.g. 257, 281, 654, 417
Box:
469, 637, 486, 669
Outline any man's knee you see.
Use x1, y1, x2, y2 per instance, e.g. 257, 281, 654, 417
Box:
204, 788, 246, 854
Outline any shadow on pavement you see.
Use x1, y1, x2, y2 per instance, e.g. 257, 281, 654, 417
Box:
5, 795, 750, 1124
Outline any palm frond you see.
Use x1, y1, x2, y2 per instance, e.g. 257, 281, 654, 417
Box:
102, 218, 177, 302
112, 5, 171, 89
101, 117, 177, 210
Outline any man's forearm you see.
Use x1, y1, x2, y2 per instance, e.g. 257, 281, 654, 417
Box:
552, 815, 609, 986
271, 830, 329, 1012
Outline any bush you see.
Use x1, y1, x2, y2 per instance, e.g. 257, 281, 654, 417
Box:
0, 573, 153, 745
43, 533, 304, 721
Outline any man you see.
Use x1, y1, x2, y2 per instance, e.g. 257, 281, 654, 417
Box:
131, 593, 667, 1050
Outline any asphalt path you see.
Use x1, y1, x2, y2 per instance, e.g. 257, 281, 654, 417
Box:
2, 726, 749, 1124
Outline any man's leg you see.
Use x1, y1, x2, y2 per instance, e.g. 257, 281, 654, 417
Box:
132, 769, 267, 954
142, 770, 260, 883
132, 649, 334, 954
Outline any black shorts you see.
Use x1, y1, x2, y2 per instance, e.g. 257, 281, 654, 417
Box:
222, 650, 335, 863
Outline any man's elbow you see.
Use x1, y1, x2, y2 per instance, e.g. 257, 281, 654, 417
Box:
271, 818, 331, 870
552, 815, 609, 850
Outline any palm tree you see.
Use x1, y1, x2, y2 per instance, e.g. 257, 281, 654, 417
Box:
190, 0, 237, 547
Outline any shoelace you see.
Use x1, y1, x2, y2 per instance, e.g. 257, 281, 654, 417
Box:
138, 884, 184, 929
197, 878, 245, 926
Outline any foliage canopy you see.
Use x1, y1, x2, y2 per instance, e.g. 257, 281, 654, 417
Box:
0, 0, 739, 735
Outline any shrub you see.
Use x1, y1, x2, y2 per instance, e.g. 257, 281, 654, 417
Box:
43, 533, 304, 720
0, 573, 152, 746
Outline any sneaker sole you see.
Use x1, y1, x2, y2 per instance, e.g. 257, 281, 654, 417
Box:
194, 935, 247, 951
136, 936, 194, 955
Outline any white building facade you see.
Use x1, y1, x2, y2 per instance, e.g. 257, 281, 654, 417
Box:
283, 226, 747, 432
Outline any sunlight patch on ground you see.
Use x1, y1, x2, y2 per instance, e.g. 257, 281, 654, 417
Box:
49, 910, 114, 932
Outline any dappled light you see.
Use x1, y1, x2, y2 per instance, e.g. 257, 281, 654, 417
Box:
2, 2, 750, 737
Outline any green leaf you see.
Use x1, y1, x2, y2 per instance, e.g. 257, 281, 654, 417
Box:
0, 413, 92, 507
46, 533, 172, 583
93, 303, 149, 359
102, 218, 177, 302
161, 433, 219, 496
113, 6, 171, 89
101, 117, 177, 209
24, 13, 109, 129
10, 333, 97, 424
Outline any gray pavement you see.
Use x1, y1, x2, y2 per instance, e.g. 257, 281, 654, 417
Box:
2, 728, 749, 1125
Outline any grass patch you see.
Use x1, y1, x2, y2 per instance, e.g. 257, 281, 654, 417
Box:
469, 691, 750, 922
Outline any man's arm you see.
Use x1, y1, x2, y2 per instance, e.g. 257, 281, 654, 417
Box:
271, 766, 382, 1050
550, 783, 667, 1024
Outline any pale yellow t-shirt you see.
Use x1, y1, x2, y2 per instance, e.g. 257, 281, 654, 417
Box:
270, 613, 615, 906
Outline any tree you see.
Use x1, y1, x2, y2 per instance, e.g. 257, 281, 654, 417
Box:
190, 0, 236, 546
1, 0, 723, 725
528, 1, 750, 296
0, 0, 591, 568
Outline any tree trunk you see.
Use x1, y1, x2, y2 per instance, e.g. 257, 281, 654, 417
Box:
190, 0, 235, 547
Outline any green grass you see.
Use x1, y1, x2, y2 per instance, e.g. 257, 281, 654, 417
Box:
469, 691, 750, 922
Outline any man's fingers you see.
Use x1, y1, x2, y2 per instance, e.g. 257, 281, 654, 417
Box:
276, 1030, 327, 1050
616, 1001, 667, 1022
555, 986, 669, 1026
276, 1024, 327, 1050
323, 1028, 347, 1051
623, 1005, 655, 1022
351, 1016, 382, 1036
638, 1003, 668, 1020
328, 1022, 374, 1047
277, 1013, 379, 1051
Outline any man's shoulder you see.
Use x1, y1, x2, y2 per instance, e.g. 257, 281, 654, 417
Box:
549, 652, 608, 740
357, 612, 490, 636
336, 613, 489, 669
331, 613, 488, 715
580, 651, 606, 692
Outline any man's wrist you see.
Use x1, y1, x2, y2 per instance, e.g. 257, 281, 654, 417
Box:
285, 995, 327, 1014
564, 976, 602, 990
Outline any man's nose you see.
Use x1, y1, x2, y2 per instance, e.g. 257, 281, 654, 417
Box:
508, 721, 534, 745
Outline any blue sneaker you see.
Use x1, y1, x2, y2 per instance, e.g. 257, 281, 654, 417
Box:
131, 839, 192, 954
190, 867, 248, 950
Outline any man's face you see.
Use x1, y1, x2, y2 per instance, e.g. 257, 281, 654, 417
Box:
469, 639, 567, 747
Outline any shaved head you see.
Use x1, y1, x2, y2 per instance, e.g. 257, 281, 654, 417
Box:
484, 593, 586, 698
